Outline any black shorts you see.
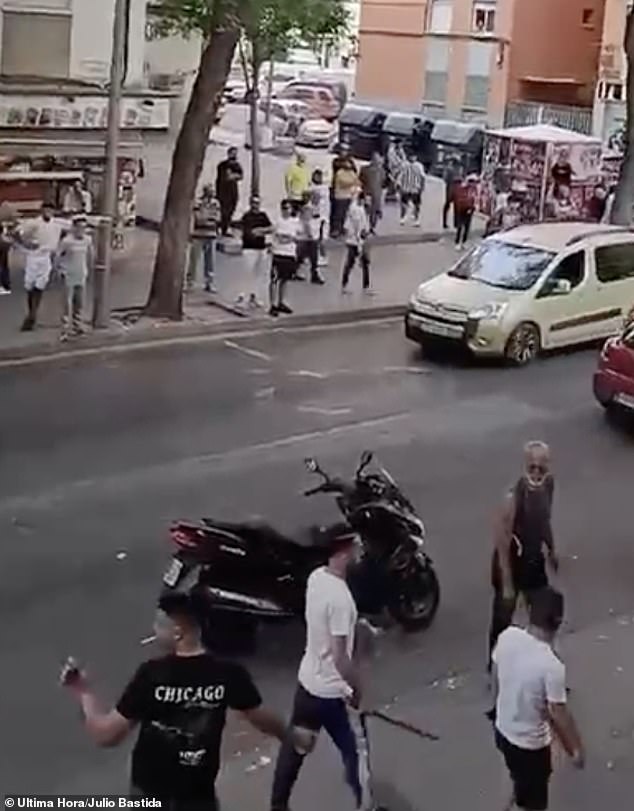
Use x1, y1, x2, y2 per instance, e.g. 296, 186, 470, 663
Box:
495, 730, 552, 810
272, 254, 296, 281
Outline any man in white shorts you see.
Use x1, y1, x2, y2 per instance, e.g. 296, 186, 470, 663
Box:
19, 203, 62, 331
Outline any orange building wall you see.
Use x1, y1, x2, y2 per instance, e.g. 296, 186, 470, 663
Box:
508, 0, 604, 106
355, 0, 427, 104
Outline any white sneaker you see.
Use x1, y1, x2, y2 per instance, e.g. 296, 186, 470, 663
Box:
0, 287, 10, 295
399, 217, 407, 226
363, 288, 377, 296
414, 219, 422, 228
318, 255, 328, 267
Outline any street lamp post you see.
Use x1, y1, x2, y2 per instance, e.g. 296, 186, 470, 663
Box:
93, 0, 127, 329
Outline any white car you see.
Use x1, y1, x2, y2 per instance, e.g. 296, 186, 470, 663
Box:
295, 117, 338, 149
405, 223, 634, 365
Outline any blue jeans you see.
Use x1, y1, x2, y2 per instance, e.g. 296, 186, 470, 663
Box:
270, 684, 361, 810
202, 239, 216, 288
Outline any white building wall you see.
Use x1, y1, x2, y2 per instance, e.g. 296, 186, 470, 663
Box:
70, 0, 146, 86
0, 0, 147, 85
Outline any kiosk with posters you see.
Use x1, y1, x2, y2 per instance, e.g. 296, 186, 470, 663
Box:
479, 124, 604, 229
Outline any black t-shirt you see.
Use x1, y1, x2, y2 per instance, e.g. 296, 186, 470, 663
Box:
117, 654, 261, 800
241, 211, 271, 250
551, 162, 572, 192
216, 159, 243, 192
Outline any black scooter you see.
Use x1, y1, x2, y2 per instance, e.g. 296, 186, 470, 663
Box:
161, 451, 439, 644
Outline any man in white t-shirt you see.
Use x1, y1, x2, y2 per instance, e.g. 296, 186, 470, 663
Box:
271, 524, 361, 811
18, 203, 63, 330
491, 587, 584, 811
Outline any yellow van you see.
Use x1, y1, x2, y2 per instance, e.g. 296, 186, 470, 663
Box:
405, 223, 634, 365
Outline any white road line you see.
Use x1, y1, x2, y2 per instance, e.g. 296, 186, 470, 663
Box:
0, 411, 411, 513
383, 366, 431, 375
287, 370, 328, 379
255, 387, 275, 399
140, 635, 156, 646
223, 340, 272, 362
297, 405, 353, 416
0, 317, 399, 369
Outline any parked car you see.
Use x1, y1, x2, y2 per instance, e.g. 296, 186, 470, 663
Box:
405, 223, 634, 365
593, 317, 634, 414
429, 120, 484, 178
338, 103, 387, 160
259, 98, 310, 122
278, 81, 341, 120
381, 112, 435, 169
223, 79, 249, 103
295, 117, 338, 149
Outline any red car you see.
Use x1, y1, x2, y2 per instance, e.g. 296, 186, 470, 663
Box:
593, 322, 634, 413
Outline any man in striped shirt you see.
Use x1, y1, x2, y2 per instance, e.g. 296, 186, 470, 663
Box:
397, 153, 426, 227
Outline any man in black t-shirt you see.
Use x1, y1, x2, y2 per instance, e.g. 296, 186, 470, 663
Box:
216, 147, 244, 236
237, 196, 273, 309
61, 593, 291, 809
550, 148, 573, 200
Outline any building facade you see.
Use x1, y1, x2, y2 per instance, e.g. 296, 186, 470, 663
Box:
0, 0, 147, 86
593, 0, 630, 145
356, 0, 605, 126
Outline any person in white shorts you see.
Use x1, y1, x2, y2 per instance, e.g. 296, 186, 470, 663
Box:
238, 196, 273, 309
18, 203, 62, 331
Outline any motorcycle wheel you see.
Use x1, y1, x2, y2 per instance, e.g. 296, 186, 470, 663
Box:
388, 562, 440, 631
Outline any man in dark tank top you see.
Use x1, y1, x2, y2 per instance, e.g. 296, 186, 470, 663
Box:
488, 441, 559, 667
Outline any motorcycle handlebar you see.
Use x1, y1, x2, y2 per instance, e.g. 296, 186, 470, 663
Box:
303, 480, 346, 497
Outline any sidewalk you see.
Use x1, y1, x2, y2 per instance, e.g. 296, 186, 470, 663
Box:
138, 128, 450, 241
0, 230, 461, 361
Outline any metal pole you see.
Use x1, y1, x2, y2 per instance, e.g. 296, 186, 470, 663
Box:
93, 0, 126, 328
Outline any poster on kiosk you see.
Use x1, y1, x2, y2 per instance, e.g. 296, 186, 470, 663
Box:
479, 124, 604, 232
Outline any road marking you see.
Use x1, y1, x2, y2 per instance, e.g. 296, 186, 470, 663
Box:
383, 366, 432, 375
0, 318, 399, 369
247, 368, 271, 375
255, 387, 275, 399
0, 411, 411, 513
223, 340, 272, 362
297, 405, 353, 416
287, 370, 328, 379
140, 635, 156, 646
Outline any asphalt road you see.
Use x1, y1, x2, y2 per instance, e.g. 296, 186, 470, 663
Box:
1, 320, 633, 799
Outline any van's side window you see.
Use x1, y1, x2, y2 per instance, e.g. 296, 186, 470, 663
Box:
595, 243, 634, 283
538, 250, 585, 297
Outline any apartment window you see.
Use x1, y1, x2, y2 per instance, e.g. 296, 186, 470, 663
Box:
582, 8, 595, 27
473, 1, 496, 33
428, 1, 453, 34
464, 41, 493, 109
1, 11, 71, 77
424, 40, 449, 104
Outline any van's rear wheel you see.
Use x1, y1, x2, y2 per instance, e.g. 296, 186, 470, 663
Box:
504, 323, 540, 366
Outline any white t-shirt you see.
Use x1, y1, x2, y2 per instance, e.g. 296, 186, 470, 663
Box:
298, 566, 357, 699
272, 216, 297, 257
22, 217, 62, 253
493, 626, 566, 750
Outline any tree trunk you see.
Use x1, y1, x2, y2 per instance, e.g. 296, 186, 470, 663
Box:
611, 12, 634, 225
145, 28, 239, 319
249, 59, 262, 198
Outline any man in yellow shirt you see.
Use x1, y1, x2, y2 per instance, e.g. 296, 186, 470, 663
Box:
285, 152, 311, 214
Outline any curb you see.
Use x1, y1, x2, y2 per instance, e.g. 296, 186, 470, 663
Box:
135, 215, 446, 249
0, 304, 405, 365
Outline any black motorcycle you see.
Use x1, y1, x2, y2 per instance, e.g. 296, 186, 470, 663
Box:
161, 451, 439, 643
